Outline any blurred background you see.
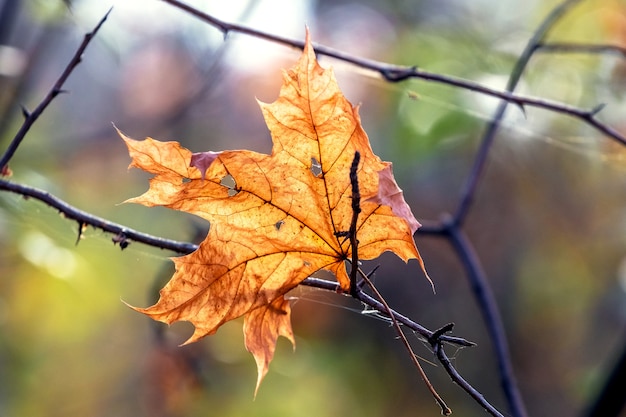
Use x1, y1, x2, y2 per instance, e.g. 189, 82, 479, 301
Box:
1, 0, 626, 416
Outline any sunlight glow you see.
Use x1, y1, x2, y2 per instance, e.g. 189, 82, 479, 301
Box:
19, 231, 78, 279
75, 0, 312, 72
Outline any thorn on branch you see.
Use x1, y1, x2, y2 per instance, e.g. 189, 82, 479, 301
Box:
52, 88, 69, 97
112, 232, 130, 250
380, 66, 417, 82
590, 103, 607, 116
96, 7, 113, 32
20, 105, 31, 119
75, 221, 86, 246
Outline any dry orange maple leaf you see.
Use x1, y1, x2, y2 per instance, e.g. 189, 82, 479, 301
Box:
121, 30, 427, 393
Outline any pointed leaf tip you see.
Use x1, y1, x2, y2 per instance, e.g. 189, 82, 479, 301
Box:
244, 297, 295, 397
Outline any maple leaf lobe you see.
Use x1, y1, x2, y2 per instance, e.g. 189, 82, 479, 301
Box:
121, 29, 425, 393
243, 296, 295, 396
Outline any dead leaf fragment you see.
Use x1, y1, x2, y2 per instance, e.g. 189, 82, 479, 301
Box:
366, 164, 420, 234
190, 151, 222, 180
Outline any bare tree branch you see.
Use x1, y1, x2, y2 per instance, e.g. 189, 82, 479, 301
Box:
537, 42, 626, 59
160, 0, 626, 148
2, 1, 624, 416
434, 342, 505, 417
301, 277, 474, 348
447, 3, 584, 417
346, 153, 452, 415
0, 177, 475, 348
0, 8, 111, 174
445, 220, 523, 417
454, 0, 585, 227
0, 178, 198, 254
356, 270, 452, 416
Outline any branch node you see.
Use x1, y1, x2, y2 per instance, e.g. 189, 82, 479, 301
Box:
380, 66, 416, 82
429, 323, 455, 348
112, 232, 130, 250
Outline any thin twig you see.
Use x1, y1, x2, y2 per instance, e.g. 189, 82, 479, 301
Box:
303, 277, 475, 347
448, 3, 584, 417
160, 0, 626, 148
434, 342, 505, 417
443, 217, 525, 417
537, 42, 626, 59
357, 271, 452, 416
0, 178, 198, 254
453, 0, 584, 227
346, 149, 444, 414
348, 151, 361, 297
0, 8, 111, 174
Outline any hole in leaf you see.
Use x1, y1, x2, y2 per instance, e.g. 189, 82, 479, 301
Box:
310, 157, 322, 177
182, 177, 191, 183
275, 220, 285, 230
220, 174, 238, 196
